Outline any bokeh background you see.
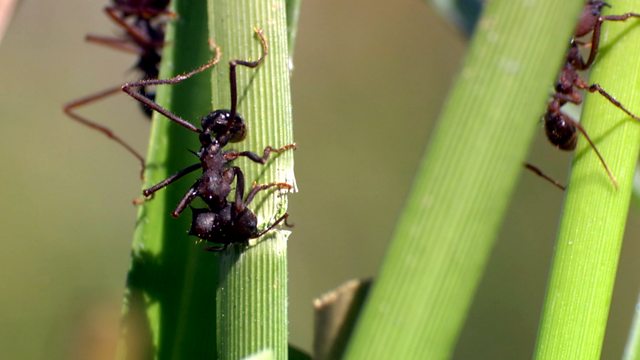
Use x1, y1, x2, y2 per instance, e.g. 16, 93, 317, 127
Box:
2, 0, 640, 358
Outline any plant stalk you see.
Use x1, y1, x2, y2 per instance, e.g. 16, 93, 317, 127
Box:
534, 1, 640, 358
207, 0, 295, 358
343, 1, 585, 358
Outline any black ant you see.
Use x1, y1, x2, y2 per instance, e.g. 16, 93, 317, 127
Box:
63, 0, 172, 172
527, 0, 640, 190
121, 29, 295, 249
189, 182, 293, 252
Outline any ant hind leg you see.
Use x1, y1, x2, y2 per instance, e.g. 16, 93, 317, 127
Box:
63, 85, 146, 178
254, 213, 290, 239
524, 163, 566, 191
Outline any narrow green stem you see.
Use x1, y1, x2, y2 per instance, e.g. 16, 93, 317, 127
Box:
285, 0, 302, 58
534, 1, 640, 358
343, 1, 585, 359
623, 293, 640, 360
117, 0, 219, 358
207, 1, 294, 358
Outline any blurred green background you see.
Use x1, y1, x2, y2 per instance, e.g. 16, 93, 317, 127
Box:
2, 0, 640, 358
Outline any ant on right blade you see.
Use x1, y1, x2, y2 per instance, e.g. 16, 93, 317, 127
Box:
527, 0, 640, 190
122, 29, 295, 251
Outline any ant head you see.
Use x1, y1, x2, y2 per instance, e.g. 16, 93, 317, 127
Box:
588, 1, 610, 10
200, 110, 247, 144
577, 1, 609, 37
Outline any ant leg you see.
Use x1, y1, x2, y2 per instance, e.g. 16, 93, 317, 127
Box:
253, 213, 290, 239
231, 167, 246, 210
205, 244, 228, 252
143, 163, 201, 197
85, 34, 141, 54
580, 82, 640, 121
562, 112, 618, 189
224, 143, 297, 164
524, 163, 566, 190
172, 182, 201, 218
121, 44, 221, 133
553, 91, 582, 106
581, 12, 640, 69
244, 182, 293, 207
63, 85, 146, 177
104, 7, 157, 47
111, 5, 177, 19
284, 217, 294, 228
228, 28, 269, 125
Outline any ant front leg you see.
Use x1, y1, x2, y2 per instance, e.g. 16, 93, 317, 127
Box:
121, 44, 222, 133
63, 85, 146, 177
228, 28, 269, 124
224, 143, 297, 164
581, 12, 640, 69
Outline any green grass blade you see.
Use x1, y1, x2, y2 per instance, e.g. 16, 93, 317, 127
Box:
285, 0, 302, 57
429, 0, 483, 36
534, 1, 640, 358
313, 279, 371, 359
207, 0, 295, 358
118, 0, 219, 358
623, 294, 640, 360
343, 1, 585, 358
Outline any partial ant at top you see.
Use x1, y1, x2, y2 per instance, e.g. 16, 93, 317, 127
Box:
121, 29, 295, 250
63, 0, 173, 174
527, 0, 640, 190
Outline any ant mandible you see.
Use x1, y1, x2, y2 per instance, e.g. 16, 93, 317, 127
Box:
121, 28, 295, 248
528, 0, 640, 190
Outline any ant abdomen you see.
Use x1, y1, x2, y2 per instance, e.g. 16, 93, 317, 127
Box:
231, 209, 258, 239
545, 113, 577, 151
189, 205, 259, 245
189, 207, 229, 242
